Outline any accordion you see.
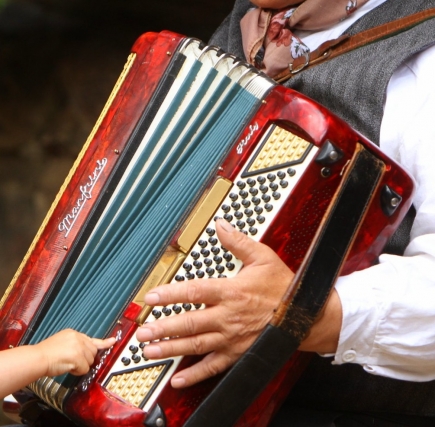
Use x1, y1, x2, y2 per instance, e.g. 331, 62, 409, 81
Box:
0, 31, 413, 427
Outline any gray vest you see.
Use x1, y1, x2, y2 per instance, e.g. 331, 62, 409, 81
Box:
211, 0, 435, 417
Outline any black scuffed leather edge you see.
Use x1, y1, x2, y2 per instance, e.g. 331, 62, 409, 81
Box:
184, 145, 385, 427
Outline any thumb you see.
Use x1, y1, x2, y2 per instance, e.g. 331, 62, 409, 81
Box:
215, 219, 260, 266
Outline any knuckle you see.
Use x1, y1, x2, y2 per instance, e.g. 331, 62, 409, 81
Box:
204, 359, 225, 378
183, 314, 197, 336
186, 282, 202, 302
190, 335, 206, 355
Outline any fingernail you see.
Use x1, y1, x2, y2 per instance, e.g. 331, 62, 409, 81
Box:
172, 376, 186, 388
144, 292, 160, 305
143, 344, 162, 359
217, 218, 235, 233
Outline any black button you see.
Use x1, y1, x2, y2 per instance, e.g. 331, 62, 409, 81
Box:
193, 260, 202, 269
213, 255, 223, 264
162, 307, 172, 316
254, 206, 263, 214
229, 192, 238, 201
280, 180, 288, 188
208, 237, 218, 245
223, 252, 233, 261
121, 357, 131, 366
129, 345, 139, 354
249, 227, 258, 235
247, 178, 256, 187
211, 246, 220, 254
221, 204, 230, 213
191, 251, 200, 260
257, 215, 265, 224
152, 310, 162, 319
226, 262, 235, 271
265, 204, 273, 212
200, 248, 210, 257
218, 274, 227, 278
234, 211, 243, 219
257, 176, 266, 184
267, 173, 276, 182
277, 171, 286, 179
269, 182, 278, 191
139, 342, 146, 349
272, 192, 281, 200
287, 168, 296, 176
249, 187, 258, 196
204, 258, 213, 266
183, 263, 192, 271
252, 197, 261, 205
172, 305, 182, 314
183, 303, 192, 311
224, 213, 233, 222
237, 180, 246, 189
244, 209, 253, 217
194, 303, 202, 309
132, 354, 141, 363
259, 184, 268, 193
262, 194, 271, 202
206, 268, 215, 276
246, 217, 255, 226
239, 190, 248, 199
185, 272, 195, 280
196, 270, 205, 278
206, 227, 215, 236
216, 265, 225, 273
175, 275, 185, 282
236, 220, 246, 229
241, 199, 251, 207
231, 202, 241, 210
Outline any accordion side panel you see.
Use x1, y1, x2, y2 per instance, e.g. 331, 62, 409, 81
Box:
0, 31, 186, 349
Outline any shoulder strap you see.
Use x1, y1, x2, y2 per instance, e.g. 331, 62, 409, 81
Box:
275, 7, 435, 83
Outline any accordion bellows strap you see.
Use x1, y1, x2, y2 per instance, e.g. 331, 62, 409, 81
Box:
0, 31, 413, 427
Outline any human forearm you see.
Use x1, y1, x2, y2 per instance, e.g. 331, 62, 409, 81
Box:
0, 345, 48, 399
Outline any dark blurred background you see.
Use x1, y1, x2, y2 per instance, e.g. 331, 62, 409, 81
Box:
0, 0, 234, 424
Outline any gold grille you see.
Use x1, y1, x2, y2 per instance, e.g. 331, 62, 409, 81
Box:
105, 363, 167, 408
248, 126, 311, 172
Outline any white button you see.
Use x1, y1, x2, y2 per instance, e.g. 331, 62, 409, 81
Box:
342, 350, 357, 362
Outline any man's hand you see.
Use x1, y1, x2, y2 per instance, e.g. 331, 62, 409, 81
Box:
136, 219, 293, 388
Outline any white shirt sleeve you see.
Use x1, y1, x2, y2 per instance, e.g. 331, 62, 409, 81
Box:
332, 44, 435, 381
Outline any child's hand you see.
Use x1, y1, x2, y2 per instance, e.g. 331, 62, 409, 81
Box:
33, 329, 117, 377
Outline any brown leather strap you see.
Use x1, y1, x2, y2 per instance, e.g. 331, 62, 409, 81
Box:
275, 7, 435, 83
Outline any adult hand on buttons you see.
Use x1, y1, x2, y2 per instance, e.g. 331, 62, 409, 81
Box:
136, 219, 293, 388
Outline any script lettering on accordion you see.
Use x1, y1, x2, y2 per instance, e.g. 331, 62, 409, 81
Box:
236, 122, 259, 154
58, 158, 108, 237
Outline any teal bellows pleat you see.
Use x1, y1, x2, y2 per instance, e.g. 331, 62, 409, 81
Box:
30, 58, 259, 349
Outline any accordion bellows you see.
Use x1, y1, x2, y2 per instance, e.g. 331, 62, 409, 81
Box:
0, 31, 413, 427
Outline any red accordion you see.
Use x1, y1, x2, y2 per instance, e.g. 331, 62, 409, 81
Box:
0, 31, 414, 427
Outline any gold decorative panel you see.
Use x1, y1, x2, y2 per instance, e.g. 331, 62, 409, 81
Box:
247, 126, 311, 172
105, 363, 168, 408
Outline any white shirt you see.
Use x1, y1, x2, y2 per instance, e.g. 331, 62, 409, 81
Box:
296, 0, 435, 381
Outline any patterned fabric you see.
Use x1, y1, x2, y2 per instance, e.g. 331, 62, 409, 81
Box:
240, 0, 369, 77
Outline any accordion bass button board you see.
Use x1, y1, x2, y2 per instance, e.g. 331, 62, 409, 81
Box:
0, 31, 414, 427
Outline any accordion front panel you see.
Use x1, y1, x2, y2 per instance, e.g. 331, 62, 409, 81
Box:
0, 31, 414, 427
